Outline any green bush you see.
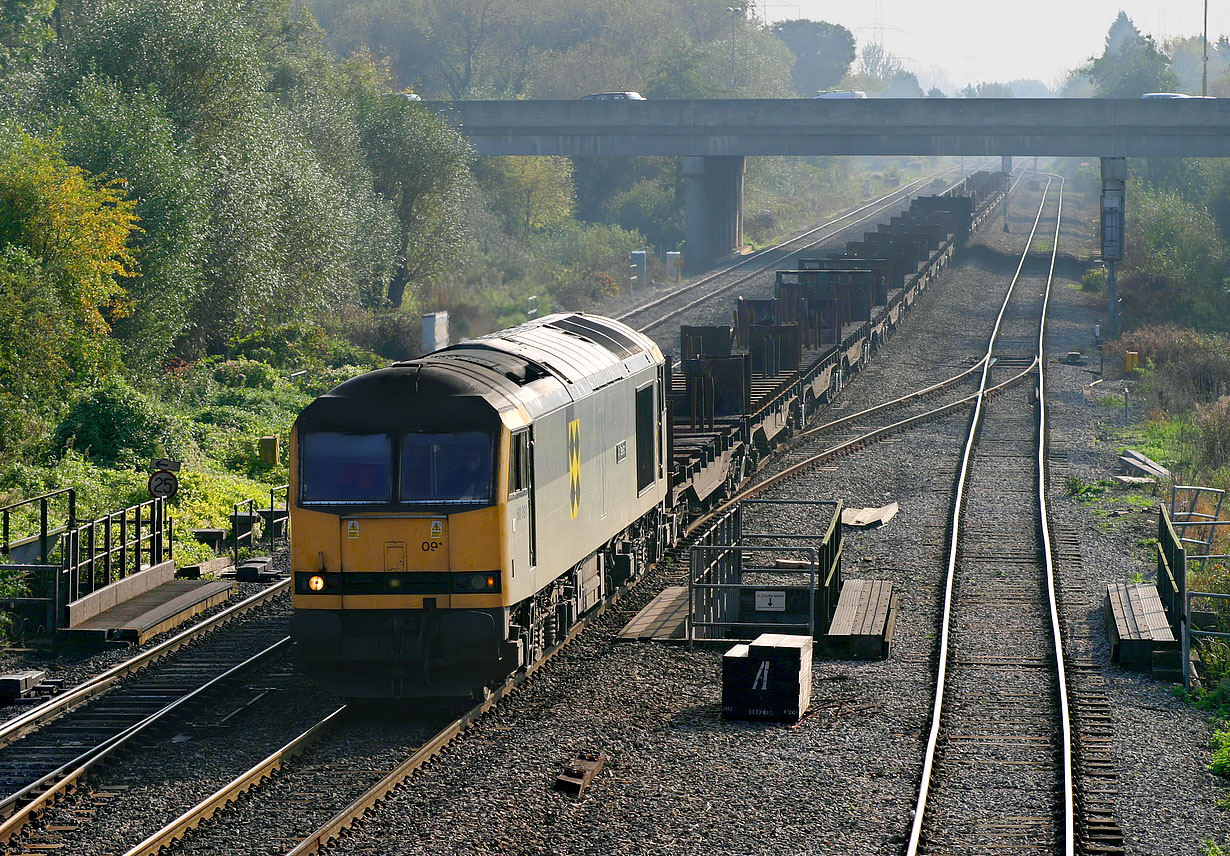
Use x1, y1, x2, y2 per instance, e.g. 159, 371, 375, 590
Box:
1212, 725, 1230, 777
213, 359, 278, 390
52, 382, 183, 467
1196, 396, 1230, 470
1081, 266, 1107, 292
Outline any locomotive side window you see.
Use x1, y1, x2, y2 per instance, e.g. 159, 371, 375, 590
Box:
635, 383, 655, 493
509, 431, 531, 496
401, 431, 493, 503
300, 432, 392, 504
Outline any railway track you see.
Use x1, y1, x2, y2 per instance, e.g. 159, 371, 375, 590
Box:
0, 585, 290, 848
619, 165, 988, 337
905, 175, 1077, 854
114, 551, 654, 856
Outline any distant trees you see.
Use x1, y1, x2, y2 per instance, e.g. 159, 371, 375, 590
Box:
841, 43, 920, 97
769, 19, 855, 96
1078, 11, 1178, 97
476, 157, 575, 240
309, 0, 795, 100
0, 0, 474, 355
0, 0, 54, 72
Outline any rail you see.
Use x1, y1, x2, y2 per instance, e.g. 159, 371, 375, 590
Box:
905, 173, 1074, 855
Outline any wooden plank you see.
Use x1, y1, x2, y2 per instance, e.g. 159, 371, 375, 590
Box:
616, 586, 689, 641
827, 579, 865, 635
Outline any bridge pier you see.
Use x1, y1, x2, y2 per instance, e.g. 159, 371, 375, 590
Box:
1100, 157, 1127, 339
682, 156, 745, 273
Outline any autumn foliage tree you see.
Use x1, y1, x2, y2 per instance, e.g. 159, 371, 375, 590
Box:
0, 123, 137, 340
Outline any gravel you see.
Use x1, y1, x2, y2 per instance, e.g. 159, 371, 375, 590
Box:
320, 174, 1230, 855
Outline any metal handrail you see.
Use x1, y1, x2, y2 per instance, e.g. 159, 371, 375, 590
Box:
1, 489, 76, 566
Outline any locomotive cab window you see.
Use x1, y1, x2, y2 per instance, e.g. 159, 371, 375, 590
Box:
401, 431, 494, 503
509, 431, 532, 496
300, 432, 392, 504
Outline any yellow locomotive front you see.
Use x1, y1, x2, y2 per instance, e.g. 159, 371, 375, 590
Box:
289, 364, 526, 698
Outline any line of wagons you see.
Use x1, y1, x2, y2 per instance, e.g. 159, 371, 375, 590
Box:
668, 169, 1005, 511
287, 170, 1006, 699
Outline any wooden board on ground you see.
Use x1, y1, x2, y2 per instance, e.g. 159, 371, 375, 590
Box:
616, 586, 689, 642
1105, 582, 1175, 668
60, 580, 233, 646
826, 579, 896, 660
1120, 449, 1171, 480
841, 502, 899, 528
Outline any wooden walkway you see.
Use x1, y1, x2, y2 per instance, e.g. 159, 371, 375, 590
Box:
61, 580, 233, 645
826, 579, 896, 659
616, 586, 689, 642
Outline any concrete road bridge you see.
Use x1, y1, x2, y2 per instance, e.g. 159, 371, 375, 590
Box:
430, 98, 1230, 269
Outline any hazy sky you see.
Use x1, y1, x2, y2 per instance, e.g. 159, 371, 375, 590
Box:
765, 2, 1229, 91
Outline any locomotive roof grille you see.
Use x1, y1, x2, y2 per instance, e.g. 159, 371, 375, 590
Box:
547, 316, 640, 359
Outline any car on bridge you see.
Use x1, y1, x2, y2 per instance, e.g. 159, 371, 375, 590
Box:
815, 90, 867, 99
580, 92, 646, 101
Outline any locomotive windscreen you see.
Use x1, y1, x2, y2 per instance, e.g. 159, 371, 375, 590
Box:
401, 431, 493, 503
300, 432, 393, 504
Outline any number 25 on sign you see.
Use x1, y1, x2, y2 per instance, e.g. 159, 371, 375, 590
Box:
148, 469, 179, 499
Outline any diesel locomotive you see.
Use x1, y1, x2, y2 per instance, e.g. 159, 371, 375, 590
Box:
290, 314, 673, 698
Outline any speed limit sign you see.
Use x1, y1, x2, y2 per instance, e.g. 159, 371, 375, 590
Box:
148, 469, 179, 499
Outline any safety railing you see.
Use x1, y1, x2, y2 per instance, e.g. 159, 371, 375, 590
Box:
63, 497, 172, 607
0, 489, 76, 566
232, 484, 290, 565
1183, 591, 1230, 690
1157, 504, 1187, 636
1171, 484, 1226, 574
687, 499, 842, 647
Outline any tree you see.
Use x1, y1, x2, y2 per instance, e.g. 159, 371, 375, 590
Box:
961, 82, 1013, 98
1080, 13, 1178, 97
50, 76, 209, 366
0, 246, 76, 454
0, 0, 55, 72
0, 122, 138, 341
477, 156, 574, 240
360, 96, 472, 306
857, 43, 903, 84
644, 41, 725, 98
881, 71, 922, 98
1120, 185, 1227, 325
770, 19, 855, 96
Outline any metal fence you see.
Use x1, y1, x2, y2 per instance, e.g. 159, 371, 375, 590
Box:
63, 497, 172, 607
687, 499, 842, 647
1157, 503, 1187, 637
231, 484, 290, 565
1, 489, 76, 566
1171, 484, 1227, 574
1162, 492, 1230, 689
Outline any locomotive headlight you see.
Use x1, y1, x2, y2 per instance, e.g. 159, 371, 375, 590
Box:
470, 573, 488, 591
307, 575, 325, 592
